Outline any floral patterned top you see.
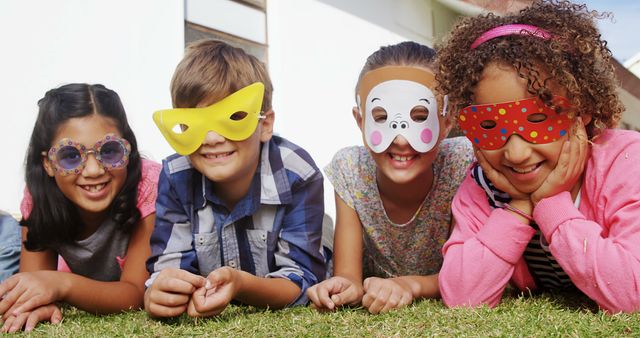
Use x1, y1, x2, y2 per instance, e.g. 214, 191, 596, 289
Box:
324, 137, 473, 278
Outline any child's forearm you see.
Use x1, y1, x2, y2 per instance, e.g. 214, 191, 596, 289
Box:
234, 271, 301, 309
59, 273, 145, 314
391, 274, 440, 299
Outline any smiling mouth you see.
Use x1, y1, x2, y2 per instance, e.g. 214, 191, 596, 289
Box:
204, 151, 234, 159
510, 163, 542, 174
390, 154, 416, 162
80, 183, 107, 193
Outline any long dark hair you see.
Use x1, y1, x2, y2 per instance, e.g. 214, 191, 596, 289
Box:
22, 83, 142, 251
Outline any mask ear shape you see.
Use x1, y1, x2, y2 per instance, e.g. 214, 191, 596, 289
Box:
259, 110, 275, 142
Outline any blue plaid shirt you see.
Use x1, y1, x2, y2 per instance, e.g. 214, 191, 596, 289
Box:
146, 136, 328, 305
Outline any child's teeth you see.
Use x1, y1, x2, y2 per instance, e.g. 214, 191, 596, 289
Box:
392, 155, 414, 162
513, 165, 537, 173
84, 184, 105, 192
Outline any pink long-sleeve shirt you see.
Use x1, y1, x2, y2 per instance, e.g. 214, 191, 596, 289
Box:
439, 129, 640, 313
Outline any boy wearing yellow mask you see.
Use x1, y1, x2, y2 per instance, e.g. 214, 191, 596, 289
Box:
144, 40, 328, 318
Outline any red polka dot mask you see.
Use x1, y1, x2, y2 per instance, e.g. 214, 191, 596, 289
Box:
357, 66, 447, 153
457, 96, 572, 150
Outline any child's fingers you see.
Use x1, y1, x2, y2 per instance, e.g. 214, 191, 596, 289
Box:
380, 289, 413, 314
7, 312, 29, 333
379, 294, 402, 314
10, 296, 43, 317
0, 286, 23, 317
166, 269, 207, 289
331, 283, 362, 307
149, 289, 190, 308
363, 287, 391, 314
1, 315, 14, 333
147, 301, 188, 318
310, 283, 335, 310
0, 277, 17, 302
156, 275, 200, 295
24, 305, 61, 332
187, 290, 220, 318
49, 305, 62, 324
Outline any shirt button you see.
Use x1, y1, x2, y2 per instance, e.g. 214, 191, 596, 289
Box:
228, 261, 237, 268
260, 233, 267, 241
198, 235, 204, 245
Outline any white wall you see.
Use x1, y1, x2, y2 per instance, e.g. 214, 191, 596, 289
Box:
0, 0, 184, 214
267, 0, 433, 219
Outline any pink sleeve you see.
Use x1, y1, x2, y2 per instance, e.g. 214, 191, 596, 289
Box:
136, 159, 161, 219
439, 172, 537, 308
20, 187, 33, 220
535, 159, 640, 313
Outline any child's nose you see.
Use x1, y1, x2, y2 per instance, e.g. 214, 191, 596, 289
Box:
82, 153, 105, 177
503, 135, 532, 163
391, 135, 410, 146
203, 130, 226, 145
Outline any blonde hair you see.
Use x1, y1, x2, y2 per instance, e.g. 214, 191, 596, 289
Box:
171, 39, 273, 112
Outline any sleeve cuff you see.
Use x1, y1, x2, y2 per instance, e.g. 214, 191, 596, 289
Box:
533, 191, 585, 240
145, 272, 160, 289
476, 208, 537, 264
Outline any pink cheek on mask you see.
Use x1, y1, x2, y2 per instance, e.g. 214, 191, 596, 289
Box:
421, 128, 433, 144
370, 131, 382, 146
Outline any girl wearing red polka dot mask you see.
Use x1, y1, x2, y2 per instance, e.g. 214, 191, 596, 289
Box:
437, 0, 640, 313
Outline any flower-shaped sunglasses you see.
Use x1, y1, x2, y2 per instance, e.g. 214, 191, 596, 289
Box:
46, 133, 131, 176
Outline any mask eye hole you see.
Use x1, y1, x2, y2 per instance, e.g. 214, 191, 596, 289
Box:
372, 107, 387, 123
171, 124, 189, 134
480, 120, 496, 129
230, 111, 248, 121
527, 113, 548, 123
410, 106, 429, 122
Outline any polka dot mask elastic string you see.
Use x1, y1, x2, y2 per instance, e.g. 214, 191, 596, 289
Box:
457, 96, 572, 150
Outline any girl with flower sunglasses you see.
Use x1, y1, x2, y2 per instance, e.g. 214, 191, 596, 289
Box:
0, 83, 160, 332
436, 0, 640, 313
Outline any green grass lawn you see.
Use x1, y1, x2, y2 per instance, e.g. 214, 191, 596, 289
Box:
10, 292, 640, 337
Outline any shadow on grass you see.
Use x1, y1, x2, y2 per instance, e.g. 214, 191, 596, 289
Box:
148, 304, 278, 327
505, 287, 599, 313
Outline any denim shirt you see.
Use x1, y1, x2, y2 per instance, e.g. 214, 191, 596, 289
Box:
146, 136, 327, 305
0, 211, 21, 282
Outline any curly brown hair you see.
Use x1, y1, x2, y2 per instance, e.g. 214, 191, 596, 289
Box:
435, 0, 623, 139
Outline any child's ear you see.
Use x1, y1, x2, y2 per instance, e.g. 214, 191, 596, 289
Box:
259, 109, 275, 142
580, 113, 592, 126
42, 156, 55, 177
441, 112, 454, 138
352, 106, 364, 131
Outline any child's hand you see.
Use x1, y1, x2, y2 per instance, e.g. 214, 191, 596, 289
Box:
531, 118, 589, 205
306, 276, 364, 311
144, 268, 206, 318
187, 267, 240, 317
0, 271, 62, 318
1, 303, 61, 333
361, 277, 413, 314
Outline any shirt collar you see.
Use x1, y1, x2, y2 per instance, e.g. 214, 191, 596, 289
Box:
193, 138, 293, 212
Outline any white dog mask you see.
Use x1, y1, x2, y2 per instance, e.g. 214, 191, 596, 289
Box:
357, 66, 447, 153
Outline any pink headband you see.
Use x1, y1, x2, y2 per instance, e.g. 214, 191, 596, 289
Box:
470, 24, 552, 49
